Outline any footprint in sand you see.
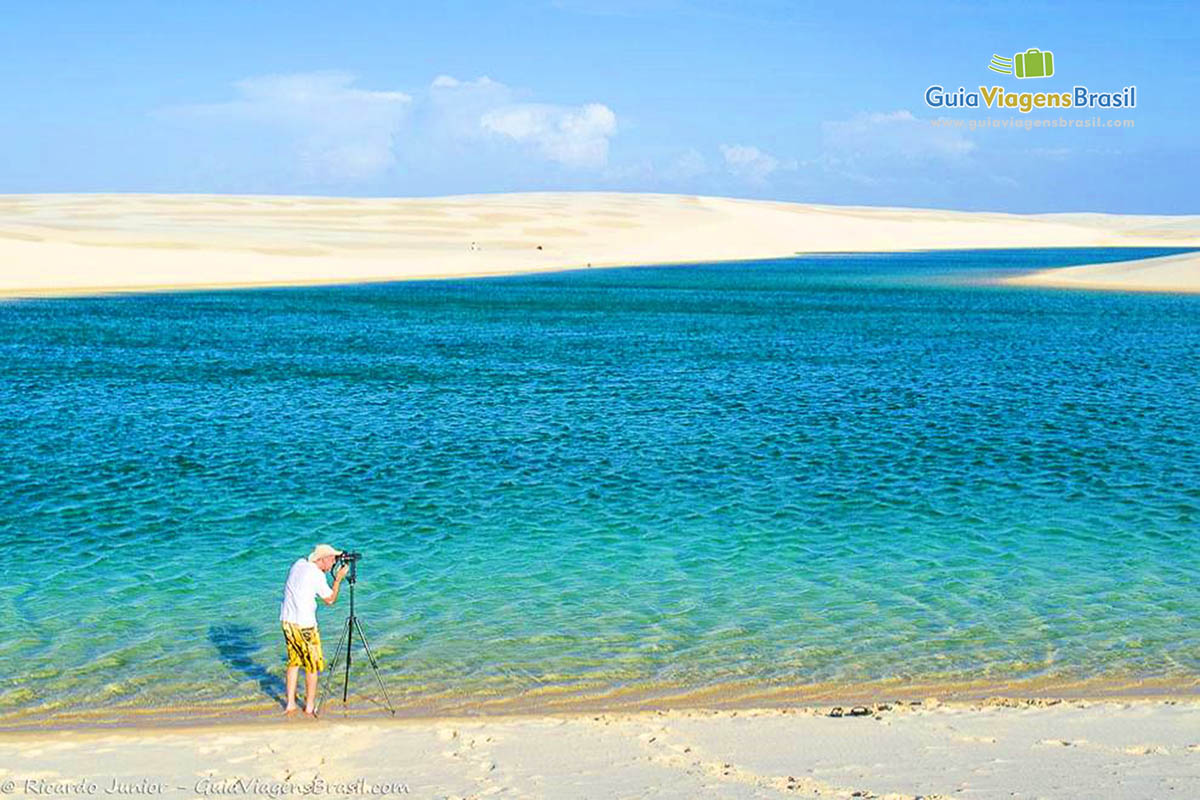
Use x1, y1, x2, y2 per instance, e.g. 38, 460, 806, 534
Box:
632, 724, 856, 797
224, 753, 259, 764
197, 736, 248, 756
1124, 745, 1170, 755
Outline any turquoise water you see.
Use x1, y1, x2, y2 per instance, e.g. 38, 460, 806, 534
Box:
1, 248, 1198, 724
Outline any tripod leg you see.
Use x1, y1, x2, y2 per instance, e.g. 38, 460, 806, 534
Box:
319, 618, 350, 715
351, 617, 396, 715
342, 615, 354, 703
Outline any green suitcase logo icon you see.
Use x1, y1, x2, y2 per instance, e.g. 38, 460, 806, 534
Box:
1014, 48, 1054, 78
988, 54, 1014, 75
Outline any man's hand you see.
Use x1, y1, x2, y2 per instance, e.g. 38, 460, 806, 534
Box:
325, 564, 350, 606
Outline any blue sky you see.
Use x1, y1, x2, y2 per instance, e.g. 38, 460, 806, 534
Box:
1, 0, 1195, 212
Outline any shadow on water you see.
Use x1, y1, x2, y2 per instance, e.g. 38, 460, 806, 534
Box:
209, 623, 285, 707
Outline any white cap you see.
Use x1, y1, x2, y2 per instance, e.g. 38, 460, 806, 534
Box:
308, 543, 342, 562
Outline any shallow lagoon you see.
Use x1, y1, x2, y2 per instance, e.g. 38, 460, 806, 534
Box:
1, 248, 1197, 722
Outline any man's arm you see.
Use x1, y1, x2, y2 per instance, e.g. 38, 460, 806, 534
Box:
323, 564, 350, 605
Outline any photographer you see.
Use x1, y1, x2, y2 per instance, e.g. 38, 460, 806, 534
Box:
279, 544, 349, 716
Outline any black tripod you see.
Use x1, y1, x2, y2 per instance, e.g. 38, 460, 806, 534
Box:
319, 556, 395, 715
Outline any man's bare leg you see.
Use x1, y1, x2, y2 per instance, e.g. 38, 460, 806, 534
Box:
285, 665, 300, 714
304, 669, 319, 715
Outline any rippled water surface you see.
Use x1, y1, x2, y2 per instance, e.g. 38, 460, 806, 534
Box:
1, 248, 1198, 723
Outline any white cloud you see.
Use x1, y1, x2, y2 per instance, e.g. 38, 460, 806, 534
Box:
720, 144, 782, 183
426, 74, 516, 140
667, 148, 709, 180
822, 110, 975, 166
166, 71, 411, 181
429, 74, 507, 98
426, 74, 618, 168
482, 102, 617, 168
160, 72, 618, 184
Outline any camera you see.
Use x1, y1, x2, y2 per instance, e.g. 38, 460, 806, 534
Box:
334, 551, 361, 583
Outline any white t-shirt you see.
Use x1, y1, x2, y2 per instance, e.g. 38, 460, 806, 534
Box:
280, 558, 334, 628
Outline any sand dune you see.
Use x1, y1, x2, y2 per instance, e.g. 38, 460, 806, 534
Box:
1, 193, 1198, 297
0, 701, 1195, 799
1003, 250, 1200, 292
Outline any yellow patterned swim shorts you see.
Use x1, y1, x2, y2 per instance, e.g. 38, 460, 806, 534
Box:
281, 622, 324, 671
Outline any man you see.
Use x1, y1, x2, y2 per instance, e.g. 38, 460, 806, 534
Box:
280, 543, 350, 715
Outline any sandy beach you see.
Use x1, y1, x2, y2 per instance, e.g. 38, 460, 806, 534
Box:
1, 193, 1198, 297
1002, 250, 1200, 293
1, 701, 1196, 799
4, 193, 1199, 798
